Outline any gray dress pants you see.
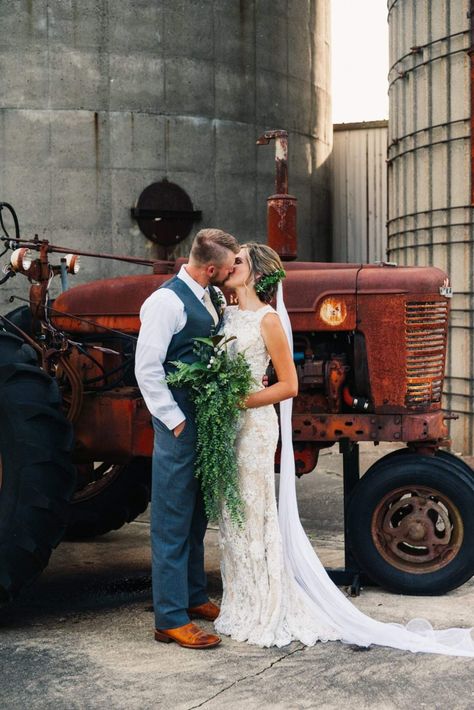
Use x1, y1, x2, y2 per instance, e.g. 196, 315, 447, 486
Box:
151, 414, 208, 630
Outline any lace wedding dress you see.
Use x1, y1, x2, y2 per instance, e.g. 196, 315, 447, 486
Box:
214, 303, 474, 656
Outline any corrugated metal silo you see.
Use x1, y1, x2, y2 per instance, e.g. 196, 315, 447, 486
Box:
387, 0, 474, 455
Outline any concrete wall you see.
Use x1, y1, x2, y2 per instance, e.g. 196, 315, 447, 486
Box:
0, 0, 332, 307
331, 121, 388, 264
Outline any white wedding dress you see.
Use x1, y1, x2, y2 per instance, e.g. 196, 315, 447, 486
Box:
214, 302, 474, 656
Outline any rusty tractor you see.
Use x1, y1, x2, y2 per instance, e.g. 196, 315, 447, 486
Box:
0, 130, 473, 605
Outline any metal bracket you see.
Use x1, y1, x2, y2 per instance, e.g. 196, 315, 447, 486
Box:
325, 439, 375, 596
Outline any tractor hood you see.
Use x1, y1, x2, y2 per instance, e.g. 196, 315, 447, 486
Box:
51, 261, 450, 335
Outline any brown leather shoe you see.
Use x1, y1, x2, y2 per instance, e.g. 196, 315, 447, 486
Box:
187, 600, 221, 622
154, 622, 221, 649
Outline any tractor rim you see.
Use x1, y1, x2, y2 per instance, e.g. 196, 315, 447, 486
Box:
72, 462, 124, 503
371, 485, 464, 574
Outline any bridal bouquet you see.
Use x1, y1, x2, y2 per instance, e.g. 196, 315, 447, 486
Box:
166, 334, 254, 525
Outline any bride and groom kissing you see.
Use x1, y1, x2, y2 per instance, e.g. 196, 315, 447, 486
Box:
135, 228, 474, 657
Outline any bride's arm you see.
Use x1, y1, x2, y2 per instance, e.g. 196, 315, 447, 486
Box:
241, 313, 298, 409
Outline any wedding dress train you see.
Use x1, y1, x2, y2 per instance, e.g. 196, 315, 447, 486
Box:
214, 299, 474, 656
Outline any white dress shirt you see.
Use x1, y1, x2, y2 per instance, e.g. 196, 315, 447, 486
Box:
135, 265, 223, 430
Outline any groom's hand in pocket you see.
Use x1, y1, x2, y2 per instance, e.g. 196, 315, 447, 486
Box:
173, 420, 186, 438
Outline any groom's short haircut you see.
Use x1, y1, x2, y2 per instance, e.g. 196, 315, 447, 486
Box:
190, 228, 240, 265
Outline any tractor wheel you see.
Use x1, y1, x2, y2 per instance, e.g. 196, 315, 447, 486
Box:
347, 454, 474, 595
65, 457, 152, 539
364, 446, 474, 480
434, 449, 474, 478
0, 334, 75, 603
1, 305, 33, 338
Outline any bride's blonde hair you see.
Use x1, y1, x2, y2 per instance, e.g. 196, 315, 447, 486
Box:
241, 242, 284, 303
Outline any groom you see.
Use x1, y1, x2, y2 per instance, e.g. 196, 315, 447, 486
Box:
135, 228, 240, 649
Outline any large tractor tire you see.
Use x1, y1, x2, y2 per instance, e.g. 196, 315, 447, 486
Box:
0, 333, 75, 604
347, 454, 474, 595
363, 446, 474, 480
66, 457, 152, 539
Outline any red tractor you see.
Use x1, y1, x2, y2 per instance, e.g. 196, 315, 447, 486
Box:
0, 131, 473, 605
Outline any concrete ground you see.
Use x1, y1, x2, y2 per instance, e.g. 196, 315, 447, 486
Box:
1, 444, 474, 710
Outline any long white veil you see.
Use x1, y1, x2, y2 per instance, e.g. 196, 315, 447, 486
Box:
276, 282, 474, 656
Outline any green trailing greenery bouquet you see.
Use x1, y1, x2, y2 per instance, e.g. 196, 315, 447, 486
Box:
166, 334, 254, 525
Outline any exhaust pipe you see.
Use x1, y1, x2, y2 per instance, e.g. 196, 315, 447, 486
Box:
256, 129, 297, 261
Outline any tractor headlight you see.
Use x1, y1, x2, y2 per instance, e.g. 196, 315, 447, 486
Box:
65, 253, 80, 274
10, 247, 33, 272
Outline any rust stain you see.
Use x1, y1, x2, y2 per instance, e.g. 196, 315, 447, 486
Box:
130, 111, 135, 155
93, 111, 100, 169
267, 198, 297, 260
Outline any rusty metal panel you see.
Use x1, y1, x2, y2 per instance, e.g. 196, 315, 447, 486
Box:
51, 274, 169, 334
331, 122, 388, 263
388, 0, 474, 455
291, 411, 448, 444
404, 299, 448, 409
356, 265, 451, 412
53, 266, 361, 334
73, 388, 153, 462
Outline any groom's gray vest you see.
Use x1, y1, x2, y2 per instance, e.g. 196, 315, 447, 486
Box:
161, 276, 222, 415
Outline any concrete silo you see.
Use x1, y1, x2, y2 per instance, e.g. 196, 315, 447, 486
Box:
0, 0, 332, 304
387, 0, 474, 454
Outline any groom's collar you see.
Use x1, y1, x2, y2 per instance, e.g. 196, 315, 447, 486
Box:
177, 265, 206, 301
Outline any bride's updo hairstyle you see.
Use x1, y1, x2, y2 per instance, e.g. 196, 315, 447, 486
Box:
242, 242, 286, 303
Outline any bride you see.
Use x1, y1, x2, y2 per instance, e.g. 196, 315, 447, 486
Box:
214, 241, 474, 656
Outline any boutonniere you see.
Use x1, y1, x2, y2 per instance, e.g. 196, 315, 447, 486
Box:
209, 287, 226, 318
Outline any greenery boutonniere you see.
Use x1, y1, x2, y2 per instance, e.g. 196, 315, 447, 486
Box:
166, 334, 254, 525
209, 286, 226, 318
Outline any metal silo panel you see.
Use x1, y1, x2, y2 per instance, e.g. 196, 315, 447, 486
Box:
332, 122, 388, 263
388, 0, 474, 454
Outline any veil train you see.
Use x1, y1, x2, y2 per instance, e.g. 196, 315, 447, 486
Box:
276, 282, 474, 657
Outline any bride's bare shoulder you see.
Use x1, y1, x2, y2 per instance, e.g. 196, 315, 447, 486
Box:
260, 308, 283, 336
260, 306, 279, 321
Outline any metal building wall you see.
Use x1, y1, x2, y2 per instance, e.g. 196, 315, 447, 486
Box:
331, 121, 388, 263
387, 0, 474, 454
0, 0, 332, 307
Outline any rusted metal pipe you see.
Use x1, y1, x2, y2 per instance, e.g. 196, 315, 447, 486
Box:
257, 129, 297, 261
256, 129, 289, 194
342, 385, 370, 412
5, 237, 156, 267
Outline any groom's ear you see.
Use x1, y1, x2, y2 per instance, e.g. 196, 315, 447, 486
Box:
206, 264, 216, 278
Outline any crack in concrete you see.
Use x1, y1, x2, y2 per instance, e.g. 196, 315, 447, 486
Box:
186, 644, 305, 710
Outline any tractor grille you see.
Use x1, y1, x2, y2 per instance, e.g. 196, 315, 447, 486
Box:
405, 300, 448, 409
